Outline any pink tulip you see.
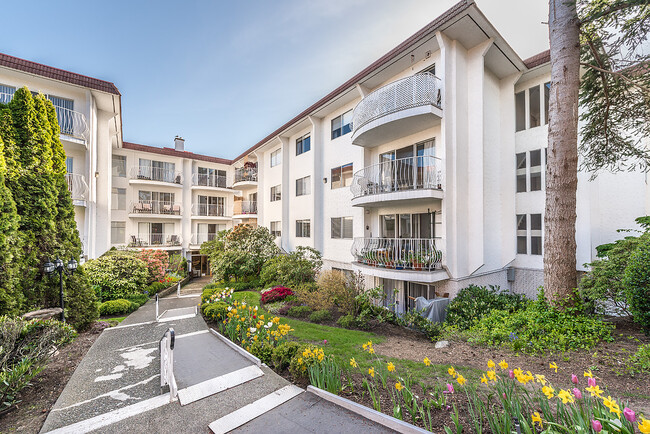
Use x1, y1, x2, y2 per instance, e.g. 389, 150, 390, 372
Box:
571, 374, 578, 385
592, 420, 602, 432
572, 388, 582, 399
508, 370, 514, 379
588, 377, 597, 387
446, 383, 454, 394
623, 407, 636, 422
323, 340, 328, 344
503, 393, 507, 399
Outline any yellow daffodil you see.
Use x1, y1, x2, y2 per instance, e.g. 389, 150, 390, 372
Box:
639, 418, 650, 434
480, 374, 488, 384
395, 382, 403, 391
387, 362, 395, 372
498, 360, 508, 370
369, 367, 375, 378
549, 362, 558, 373
534, 374, 547, 386
603, 396, 621, 417
531, 412, 543, 429
369, 347, 375, 354
557, 389, 574, 404
542, 386, 555, 399
448, 367, 457, 378
487, 370, 497, 382
487, 360, 496, 369
457, 375, 467, 386
513, 368, 523, 378
583, 369, 593, 378
423, 357, 431, 367
350, 358, 358, 368
585, 385, 603, 398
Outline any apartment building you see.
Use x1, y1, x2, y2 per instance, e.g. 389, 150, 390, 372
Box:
1, 0, 647, 308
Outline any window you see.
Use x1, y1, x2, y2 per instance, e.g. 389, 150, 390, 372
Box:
529, 150, 542, 191
197, 223, 223, 244
270, 185, 281, 202
270, 149, 282, 167
516, 153, 527, 193
111, 221, 125, 244
112, 155, 126, 177
296, 134, 311, 156
296, 219, 310, 238
0, 84, 16, 104
331, 110, 352, 139
138, 159, 177, 183
65, 157, 73, 174
530, 214, 542, 255
331, 217, 353, 239
111, 188, 126, 210
296, 176, 311, 196
270, 221, 281, 237
544, 82, 550, 125
516, 214, 527, 254
380, 213, 434, 238
529, 86, 541, 128
197, 167, 226, 187
331, 163, 353, 189
515, 91, 526, 132
197, 195, 225, 216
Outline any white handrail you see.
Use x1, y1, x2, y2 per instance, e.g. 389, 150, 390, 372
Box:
129, 166, 183, 185
191, 233, 219, 245
130, 200, 182, 215
159, 327, 177, 401
64, 173, 89, 201
351, 237, 443, 271
234, 201, 257, 215
192, 203, 226, 217
55, 106, 89, 141
234, 167, 258, 183
192, 172, 227, 188
129, 233, 182, 247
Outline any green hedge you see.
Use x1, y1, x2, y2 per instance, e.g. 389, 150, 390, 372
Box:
99, 299, 137, 316
445, 284, 529, 330
85, 251, 149, 301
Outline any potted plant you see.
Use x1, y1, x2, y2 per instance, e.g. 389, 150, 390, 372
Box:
412, 253, 423, 271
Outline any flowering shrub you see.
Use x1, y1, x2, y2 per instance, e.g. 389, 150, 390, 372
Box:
261, 286, 294, 304
138, 250, 169, 283
85, 251, 149, 301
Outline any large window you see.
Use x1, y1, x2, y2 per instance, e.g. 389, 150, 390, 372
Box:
516, 214, 527, 254
530, 213, 542, 255
529, 85, 541, 128
296, 176, 311, 196
270, 221, 281, 237
331, 217, 353, 239
197, 195, 225, 216
515, 83, 551, 131
112, 155, 126, 177
331, 110, 352, 139
270, 148, 282, 167
270, 185, 281, 202
529, 150, 542, 191
331, 163, 353, 189
516, 149, 545, 193
0, 84, 16, 104
516, 213, 543, 255
138, 159, 177, 183
111, 188, 126, 210
197, 167, 226, 188
380, 213, 434, 238
515, 91, 526, 132
516, 153, 527, 193
111, 221, 125, 244
296, 219, 310, 238
296, 134, 311, 156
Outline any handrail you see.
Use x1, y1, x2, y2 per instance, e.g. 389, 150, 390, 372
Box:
55, 106, 89, 141
129, 233, 182, 247
192, 203, 226, 217
65, 173, 89, 201
351, 237, 443, 271
129, 166, 183, 185
130, 200, 182, 215
159, 327, 177, 401
191, 233, 219, 245
233, 200, 257, 215
350, 155, 443, 198
192, 172, 227, 188
234, 166, 258, 183
352, 72, 442, 134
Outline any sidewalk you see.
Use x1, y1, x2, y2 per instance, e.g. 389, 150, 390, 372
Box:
40, 284, 404, 434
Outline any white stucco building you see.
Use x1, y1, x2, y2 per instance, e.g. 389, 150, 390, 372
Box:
1, 0, 647, 311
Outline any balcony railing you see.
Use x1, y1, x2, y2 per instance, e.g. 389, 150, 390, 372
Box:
352, 73, 442, 133
192, 203, 226, 217
190, 233, 218, 245
351, 237, 443, 271
65, 173, 88, 202
192, 173, 227, 188
55, 106, 89, 141
234, 167, 258, 183
129, 233, 182, 247
350, 156, 442, 198
233, 201, 257, 215
0, 91, 13, 104
131, 200, 181, 215
130, 167, 183, 185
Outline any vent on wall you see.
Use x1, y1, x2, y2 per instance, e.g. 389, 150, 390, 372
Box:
506, 267, 515, 282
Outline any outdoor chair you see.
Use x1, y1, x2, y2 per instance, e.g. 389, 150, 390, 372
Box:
172, 204, 181, 215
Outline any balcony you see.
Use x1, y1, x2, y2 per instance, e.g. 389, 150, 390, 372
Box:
129, 233, 182, 248
129, 200, 182, 218
233, 201, 257, 219
351, 73, 442, 148
129, 167, 183, 186
351, 237, 446, 282
233, 166, 258, 189
192, 203, 228, 219
190, 232, 218, 247
350, 156, 443, 207
65, 173, 88, 205
191, 173, 228, 190
55, 106, 89, 142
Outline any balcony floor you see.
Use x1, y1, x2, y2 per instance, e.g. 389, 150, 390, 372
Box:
352, 262, 449, 283
232, 181, 258, 191
352, 105, 442, 148
352, 188, 443, 207
129, 179, 183, 188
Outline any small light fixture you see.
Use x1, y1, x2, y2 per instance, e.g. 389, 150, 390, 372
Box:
95, 171, 99, 178
323, 177, 327, 184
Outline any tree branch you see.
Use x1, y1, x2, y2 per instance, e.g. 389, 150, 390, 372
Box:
579, 0, 648, 24
580, 62, 650, 93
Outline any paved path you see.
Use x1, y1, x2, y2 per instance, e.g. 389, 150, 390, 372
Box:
40, 281, 402, 434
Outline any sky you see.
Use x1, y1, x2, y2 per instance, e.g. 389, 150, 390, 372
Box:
2, 0, 549, 158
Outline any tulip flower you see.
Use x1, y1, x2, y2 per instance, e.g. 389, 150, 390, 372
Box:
592, 420, 602, 432
623, 407, 636, 423
571, 374, 578, 384
509, 369, 515, 379
572, 388, 582, 399
588, 377, 597, 387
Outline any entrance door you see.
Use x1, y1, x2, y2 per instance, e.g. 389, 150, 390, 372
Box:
416, 139, 435, 188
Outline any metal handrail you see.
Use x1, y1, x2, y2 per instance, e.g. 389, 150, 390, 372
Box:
55, 106, 89, 141
233, 200, 257, 215
192, 203, 226, 217
351, 237, 443, 271
190, 233, 219, 245
129, 233, 182, 247
352, 72, 442, 133
350, 155, 443, 198
64, 173, 89, 201
234, 167, 258, 183
129, 166, 183, 184
159, 327, 177, 401
130, 200, 182, 215
192, 172, 227, 188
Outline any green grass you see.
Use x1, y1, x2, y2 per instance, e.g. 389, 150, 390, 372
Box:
101, 316, 127, 323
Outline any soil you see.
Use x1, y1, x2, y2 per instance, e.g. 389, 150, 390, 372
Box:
0, 324, 102, 434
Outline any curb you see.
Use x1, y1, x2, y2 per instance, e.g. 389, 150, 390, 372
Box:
208, 328, 261, 367
306, 385, 430, 434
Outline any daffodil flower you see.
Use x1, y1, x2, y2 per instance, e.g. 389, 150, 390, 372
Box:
549, 362, 558, 373
498, 360, 508, 370
487, 360, 496, 369
423, 357, 431, 367
456, 375, 467, 386
531, 412, 542, 428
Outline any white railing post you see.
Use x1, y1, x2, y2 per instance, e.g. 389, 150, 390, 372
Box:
155, 293, 159, 319
160, 328, 177, 401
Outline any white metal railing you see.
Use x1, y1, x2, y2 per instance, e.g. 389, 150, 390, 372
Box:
64, 173, 89, 201
234, 201, 257, 215
131, 200, 181, 215
192, 203, 226, 217
350, 156, 442, 198
159, 327, 178, 401
352, 73, 442, 133
351, 237, 443, 271
130, 166, 183, 185
192, 172, 227, 188
55, 106, 89, 141
234, 166, 258, 183
129, 233, 182, 247
190, 232, 219, 245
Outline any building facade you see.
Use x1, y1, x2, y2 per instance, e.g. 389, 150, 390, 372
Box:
1, 0, 647, 310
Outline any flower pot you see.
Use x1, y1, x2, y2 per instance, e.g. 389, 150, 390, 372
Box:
413, 262, 423, 271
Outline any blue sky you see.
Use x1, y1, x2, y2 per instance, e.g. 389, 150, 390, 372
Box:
2, 0, 548, 158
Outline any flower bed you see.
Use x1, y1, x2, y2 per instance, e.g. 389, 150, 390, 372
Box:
260, 286, 294, 304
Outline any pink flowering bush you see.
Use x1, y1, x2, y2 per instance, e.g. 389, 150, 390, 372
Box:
261, 286, 294, 304
138, 250, 169, 283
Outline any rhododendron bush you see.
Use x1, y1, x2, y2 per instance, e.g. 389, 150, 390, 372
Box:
138, 250, 168, 282
261, 286, 294, 304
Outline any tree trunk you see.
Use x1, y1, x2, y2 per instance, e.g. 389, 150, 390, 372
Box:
545, 0, 580, 303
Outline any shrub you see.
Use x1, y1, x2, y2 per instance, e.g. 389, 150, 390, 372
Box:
202, 302, 229, 322
201, 286, 220, 304
63, 268, 99, 332
317, 270, 355, 315
260, 246, 322, 288
124, 293, 148, 308
99, 299, 136, 316
230, 278, 262, 291
287, 305, 312, 318
248, 341, 274, 365
144, 281, 168, 295
626, 343, 650, 374
263, 300, 286, 314
337, 314, 356, 329
278, 301, 300, 316
261, 286, 294, 304
623, 236, 650, 335
309, 309, 332, 323
168, 254, 188, 277
85, 251, 149, 301
445, 285, 529, 331
294, 282, 334, 311
398, 310, 442, 340
272, 341, 300, 370
0, 317, 76, 413
137, 250, 169, 283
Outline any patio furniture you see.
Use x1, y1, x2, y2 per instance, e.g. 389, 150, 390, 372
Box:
133, 202, 144, 213
172, 204, 181, 215
130, 235, 143, 247
169, 235, 180, 246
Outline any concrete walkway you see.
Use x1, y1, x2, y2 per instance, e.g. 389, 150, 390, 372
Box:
40, 282, 404, 434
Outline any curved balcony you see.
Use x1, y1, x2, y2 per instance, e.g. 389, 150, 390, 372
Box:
350, 156, 443, 207
129, 167, 183, 187
129, 200, 182, 218
65, 173, 88, 205
233, 201, 257, 219
351, 73, 442, 148
55, 106, 89, 142
233, 166, 258, 189
351, 237, 446, 283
